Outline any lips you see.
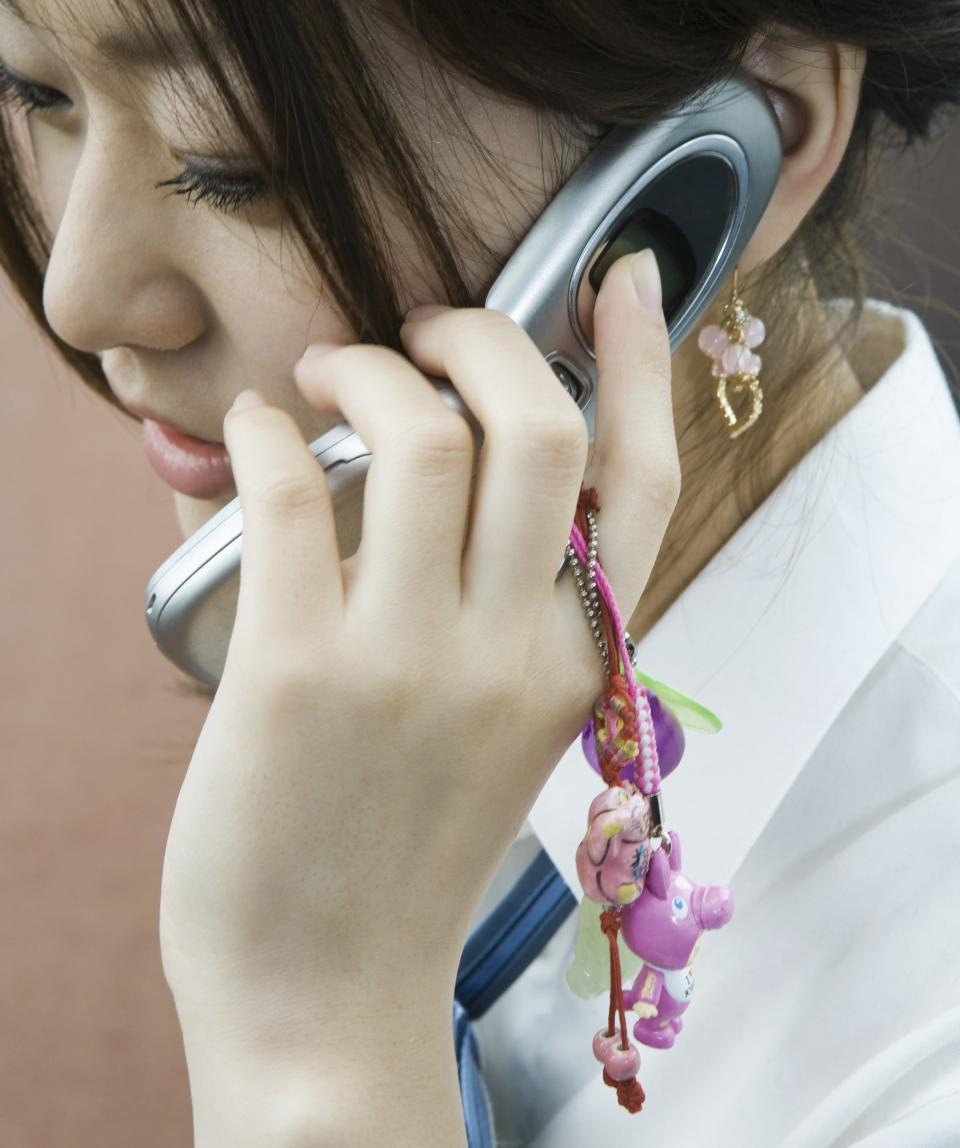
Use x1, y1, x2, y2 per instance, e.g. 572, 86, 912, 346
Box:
141, 418, 236, 500
110, 390, 238, 497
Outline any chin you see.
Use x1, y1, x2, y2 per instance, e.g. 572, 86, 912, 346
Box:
173, 489, 237, 541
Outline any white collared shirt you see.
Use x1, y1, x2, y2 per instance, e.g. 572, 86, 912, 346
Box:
470, 298, 960, 1147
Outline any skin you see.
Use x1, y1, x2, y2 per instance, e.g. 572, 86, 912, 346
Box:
1, 3, 866, 648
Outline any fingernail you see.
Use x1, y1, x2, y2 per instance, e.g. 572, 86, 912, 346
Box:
630, 250, 663, 320
404, 303, 450, 323
231, 389, 266, 413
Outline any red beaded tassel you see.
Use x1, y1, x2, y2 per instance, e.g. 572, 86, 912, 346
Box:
599, 908, 646, 1113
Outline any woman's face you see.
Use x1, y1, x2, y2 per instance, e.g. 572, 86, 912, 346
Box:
1, 0, 603, 541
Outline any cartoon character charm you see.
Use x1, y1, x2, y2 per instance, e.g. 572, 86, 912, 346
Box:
575, 786, 653, 906
620, 830, 734, 1047
567, 816, 734, 1113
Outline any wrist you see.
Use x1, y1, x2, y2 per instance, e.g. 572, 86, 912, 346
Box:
172, 977, 468, 1147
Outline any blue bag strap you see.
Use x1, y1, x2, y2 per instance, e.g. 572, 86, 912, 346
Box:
453, 846, 577, 1145
455, 846, 577, 1020
453, 997, 496, 1148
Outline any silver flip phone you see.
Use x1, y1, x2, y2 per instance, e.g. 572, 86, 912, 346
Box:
144, 72, 782, 688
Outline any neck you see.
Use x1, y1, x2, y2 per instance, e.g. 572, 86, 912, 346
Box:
626, 286, 866, 645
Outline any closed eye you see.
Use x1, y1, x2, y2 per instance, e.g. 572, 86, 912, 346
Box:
0, 60, 64, 113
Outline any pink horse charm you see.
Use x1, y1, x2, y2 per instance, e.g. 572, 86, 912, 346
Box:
620, 830, 734, 1048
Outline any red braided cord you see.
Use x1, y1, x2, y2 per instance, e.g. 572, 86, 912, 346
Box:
596, 676, 640, 788
599, 908, 630, 1047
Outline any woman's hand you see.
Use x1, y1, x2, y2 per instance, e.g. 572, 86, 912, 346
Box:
158, 250, 678, 1047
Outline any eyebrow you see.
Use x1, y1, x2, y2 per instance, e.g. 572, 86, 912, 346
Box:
0, 0, 201, 67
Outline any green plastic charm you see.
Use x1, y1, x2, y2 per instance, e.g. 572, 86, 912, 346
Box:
632, 669, 723, 733
565, 893, 645, 999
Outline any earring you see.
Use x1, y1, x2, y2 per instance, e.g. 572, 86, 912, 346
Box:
697, 266, 766, 440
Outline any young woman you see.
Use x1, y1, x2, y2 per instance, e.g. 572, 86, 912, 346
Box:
3, 1, 960, 1144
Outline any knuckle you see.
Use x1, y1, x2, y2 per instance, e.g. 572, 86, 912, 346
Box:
509, 409, 589, 470
257, 471, 328, 518
646, 448, 682, 515
349, 655, 440, 723
227, 633, 316, 698
401, 414, 474, 474
550, 410, 590, 458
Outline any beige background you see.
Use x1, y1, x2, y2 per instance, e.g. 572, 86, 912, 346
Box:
0, 299, 204, 1143
3, 128, 960, 1144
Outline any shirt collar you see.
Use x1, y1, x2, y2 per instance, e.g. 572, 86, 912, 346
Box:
528, 299, 960, 894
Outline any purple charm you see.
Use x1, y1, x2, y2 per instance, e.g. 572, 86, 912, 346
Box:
620, 831, 734, 1049
581, 689, 686, 784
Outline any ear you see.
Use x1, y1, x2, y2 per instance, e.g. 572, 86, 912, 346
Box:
645, 847, 671, 901
667, 830, 681, 871
737, 28, 867, 270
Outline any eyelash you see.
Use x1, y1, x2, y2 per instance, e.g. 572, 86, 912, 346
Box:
0, 63, 269, 217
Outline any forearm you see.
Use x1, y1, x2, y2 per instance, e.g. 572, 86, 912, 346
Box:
173, 983, 468, 1147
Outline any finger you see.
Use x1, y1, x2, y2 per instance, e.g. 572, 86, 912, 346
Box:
398, 308, 589, 609
578, 248, 679, 620
292, 344, 475, 616
222, 390, 344, 654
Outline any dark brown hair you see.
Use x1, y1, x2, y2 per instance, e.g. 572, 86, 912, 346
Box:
3, 0, 960, 613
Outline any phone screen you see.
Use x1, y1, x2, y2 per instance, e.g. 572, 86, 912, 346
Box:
587, 151, 737, 323
588, 209, 696, 320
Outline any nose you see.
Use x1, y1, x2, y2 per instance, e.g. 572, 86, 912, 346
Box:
40, 119, 199, 357
694, 885, 734, 930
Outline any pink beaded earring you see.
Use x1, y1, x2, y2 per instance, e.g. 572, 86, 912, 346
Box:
697, 266, 766, 440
